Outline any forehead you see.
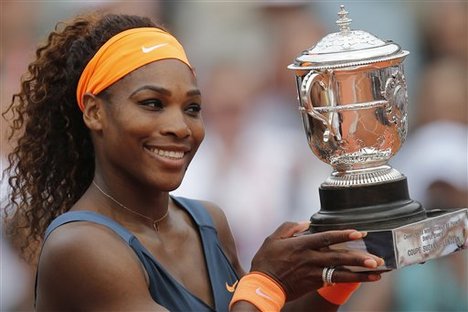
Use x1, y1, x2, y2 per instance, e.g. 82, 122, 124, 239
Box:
106, 59, 197, 94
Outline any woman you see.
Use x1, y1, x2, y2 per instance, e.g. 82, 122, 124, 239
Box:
3, 13, 384, 311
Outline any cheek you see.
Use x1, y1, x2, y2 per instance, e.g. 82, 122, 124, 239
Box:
103, 115, 150, 153
191, 119, 205, 146
110, 108, 151, 135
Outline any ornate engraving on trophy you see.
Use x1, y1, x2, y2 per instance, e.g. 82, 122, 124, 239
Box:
382, 70, 408, 141
329, 147, 392, 167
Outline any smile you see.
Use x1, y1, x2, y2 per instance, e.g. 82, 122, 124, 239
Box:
145, 147, 185, 159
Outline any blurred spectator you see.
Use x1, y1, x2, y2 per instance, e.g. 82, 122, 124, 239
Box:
413, 59, 467, 128
252, 2, 326, 128
0, 232, 31, 311
419, 1, 467, 63
1, 2, 38, 153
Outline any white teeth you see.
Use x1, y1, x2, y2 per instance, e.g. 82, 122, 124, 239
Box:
148, 148, 184, 159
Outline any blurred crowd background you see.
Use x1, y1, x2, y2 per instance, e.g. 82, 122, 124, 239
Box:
1, 1, 466, 311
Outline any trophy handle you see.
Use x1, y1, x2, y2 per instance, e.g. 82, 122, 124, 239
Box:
300, 71, 333, 142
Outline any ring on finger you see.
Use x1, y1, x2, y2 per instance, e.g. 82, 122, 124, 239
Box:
322, 267, 335, 286
322, 267, 329, 285
325, 267, 336, 286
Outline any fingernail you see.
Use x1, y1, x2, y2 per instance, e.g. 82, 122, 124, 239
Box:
361, 231, 368, 237
349, 231, 363, 239
364, 258, 378, 268
368, 274, 381, 281
377, 258, 385, 266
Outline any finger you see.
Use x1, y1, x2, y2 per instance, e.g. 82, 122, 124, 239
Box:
329, 249, 385, 268
327, 269, 382, 283
290, 221, 311, 236
296, 229, 366, 249
327, 242, 386, 267
314, 250, 385, 269
270, 221, 311, 239
348, 250, 385, 267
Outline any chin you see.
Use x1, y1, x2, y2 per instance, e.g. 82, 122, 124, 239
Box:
143, 169, 186, 192
156, 177, 185, 192
160, 184, 182, 192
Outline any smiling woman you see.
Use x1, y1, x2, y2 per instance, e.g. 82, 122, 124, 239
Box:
3, 13, 385, 312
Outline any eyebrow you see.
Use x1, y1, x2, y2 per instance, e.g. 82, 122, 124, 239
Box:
129, 85, 201, 98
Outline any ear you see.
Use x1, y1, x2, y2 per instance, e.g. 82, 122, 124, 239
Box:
82, 93, 104, 131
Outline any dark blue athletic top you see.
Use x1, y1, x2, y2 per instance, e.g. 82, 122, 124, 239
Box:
39, 196, 239, 312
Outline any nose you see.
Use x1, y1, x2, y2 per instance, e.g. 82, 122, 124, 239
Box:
160, 108, 191, 139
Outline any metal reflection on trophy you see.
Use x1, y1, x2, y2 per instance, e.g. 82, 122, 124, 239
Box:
288, 5, 467, 270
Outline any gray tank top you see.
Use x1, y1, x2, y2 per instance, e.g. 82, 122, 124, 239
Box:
38, 196, 239, 312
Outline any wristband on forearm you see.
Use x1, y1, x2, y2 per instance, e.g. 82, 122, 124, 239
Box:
229, 271, 286, 312
317, 282, 361, 305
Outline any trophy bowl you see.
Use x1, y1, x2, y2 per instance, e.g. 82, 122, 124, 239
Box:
288, 5, 467, 270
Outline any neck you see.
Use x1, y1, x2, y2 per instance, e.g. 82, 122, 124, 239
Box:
90, 175, 170, 224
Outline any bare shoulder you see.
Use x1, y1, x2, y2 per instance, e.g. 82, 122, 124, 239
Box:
199, 200, 245, 276
36, 221, 165, 312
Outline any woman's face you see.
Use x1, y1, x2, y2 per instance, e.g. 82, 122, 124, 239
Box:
94, 59, 204, 191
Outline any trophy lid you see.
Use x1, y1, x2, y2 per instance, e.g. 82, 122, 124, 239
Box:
288, 5, 409, 70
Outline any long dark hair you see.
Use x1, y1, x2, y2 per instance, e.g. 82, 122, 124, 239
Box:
3, 13, 162, 263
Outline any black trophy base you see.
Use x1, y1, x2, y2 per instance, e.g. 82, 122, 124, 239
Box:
309, 177, 427, 232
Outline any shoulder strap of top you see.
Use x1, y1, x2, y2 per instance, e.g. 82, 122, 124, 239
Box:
171, 196, 216, 230
171, 196, 238, 312
44, 210, 134, 243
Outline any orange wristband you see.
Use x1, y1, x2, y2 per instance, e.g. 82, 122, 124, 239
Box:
229, 272, 286, 312
317, 282, 361, 305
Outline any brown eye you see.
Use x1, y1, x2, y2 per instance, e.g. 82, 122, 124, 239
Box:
139, 99, 163, 110
186, 103, 202, 116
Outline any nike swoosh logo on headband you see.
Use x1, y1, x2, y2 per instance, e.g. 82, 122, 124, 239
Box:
141, 43, 168, 53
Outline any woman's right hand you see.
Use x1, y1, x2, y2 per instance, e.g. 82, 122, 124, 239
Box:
250, 221, 384, 301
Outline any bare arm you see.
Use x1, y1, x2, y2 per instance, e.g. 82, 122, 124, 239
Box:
202, 200, 246, 277
203, 201, 261, 311
36, 222, 166, 312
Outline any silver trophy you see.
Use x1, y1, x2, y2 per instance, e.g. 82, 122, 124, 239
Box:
288, 5, 467, 271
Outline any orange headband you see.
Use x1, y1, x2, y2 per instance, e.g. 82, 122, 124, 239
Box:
76, 27, 192, 111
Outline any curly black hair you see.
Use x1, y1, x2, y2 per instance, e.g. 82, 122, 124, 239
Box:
3, 13, 163, 263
